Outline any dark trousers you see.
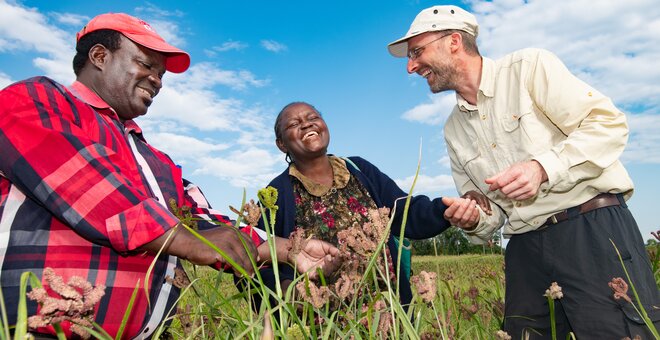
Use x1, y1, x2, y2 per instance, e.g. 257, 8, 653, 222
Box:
502, 199, 660, 339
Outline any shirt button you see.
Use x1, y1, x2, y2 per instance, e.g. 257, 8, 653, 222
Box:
491, 143, 497, 148
481, 114, 487, 120
515, 202, 522, 207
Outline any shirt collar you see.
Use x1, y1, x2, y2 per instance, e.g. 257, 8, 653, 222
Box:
479, 57, 496, 98
69, 81, 143, 134
288, 155, 351, 197
456, 57, 496, 113
69, 81, 111, 110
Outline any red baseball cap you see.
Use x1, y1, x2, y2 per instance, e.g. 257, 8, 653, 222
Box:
76, 13, 191, 73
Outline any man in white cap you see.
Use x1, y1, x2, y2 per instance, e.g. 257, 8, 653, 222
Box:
0, 12, 339, 339
388, 5, 660, 339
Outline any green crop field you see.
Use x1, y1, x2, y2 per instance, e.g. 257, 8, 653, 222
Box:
163, 254, 506, 339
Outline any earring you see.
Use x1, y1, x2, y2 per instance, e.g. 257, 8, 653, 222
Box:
285, 153, 292, 164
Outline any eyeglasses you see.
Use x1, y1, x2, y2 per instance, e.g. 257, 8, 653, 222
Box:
407, 33, 452, 60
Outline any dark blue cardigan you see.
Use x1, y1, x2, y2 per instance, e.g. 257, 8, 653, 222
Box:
259, 156, 451, 304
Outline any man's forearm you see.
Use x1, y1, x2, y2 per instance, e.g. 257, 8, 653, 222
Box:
137, 224, 190, 259
257, 237, 291, 264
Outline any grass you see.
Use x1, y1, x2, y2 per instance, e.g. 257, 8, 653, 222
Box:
166, 254, 506, 339
11, 240, 660, 339
10, 184, 659, 339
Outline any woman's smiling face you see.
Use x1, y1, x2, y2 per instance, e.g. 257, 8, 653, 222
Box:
275, 103, 330, 163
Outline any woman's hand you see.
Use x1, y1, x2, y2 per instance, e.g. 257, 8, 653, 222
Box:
258, 236, 342, 279
289, 238, 342, 279
441, 196, 481, 231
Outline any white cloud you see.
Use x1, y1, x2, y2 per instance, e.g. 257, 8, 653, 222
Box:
0, 1, 74, 83
0, 71, 13, 89
147, 63, 271, 139
135, 3, 184, 18
260, 39, 287, 53
146, 19, 186, 47
133, 4, 187, 47
204, 41, 249, 57
51, 12, 88, 26
195, 147, 282, 188
141, 60, 278, 189
402, 92, 456, 125
394, 173, 456, 194
212, 41, 248, 52
144, 132, 230, 165
138, 119, 192, 135
437, 155, 451, 168
174, 62, 268, 91
33, 57, 74, 84
622, 113, 660, 164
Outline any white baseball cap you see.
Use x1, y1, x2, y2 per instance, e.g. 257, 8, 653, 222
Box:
388, 5, 479, 58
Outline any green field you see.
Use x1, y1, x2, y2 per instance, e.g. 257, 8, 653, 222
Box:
164, 254, 506, 339
15, 245, 660, 339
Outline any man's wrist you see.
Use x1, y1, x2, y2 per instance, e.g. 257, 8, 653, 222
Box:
157, 226, 192, 259
532, 160, 548, 183
461, 221, 478, 232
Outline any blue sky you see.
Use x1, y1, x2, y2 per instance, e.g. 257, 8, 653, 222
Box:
1, 0, 659, 242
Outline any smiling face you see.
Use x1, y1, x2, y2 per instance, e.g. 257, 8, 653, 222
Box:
96, 35, 166, 121
406, 32, 460, 94
275, 102, 330, 164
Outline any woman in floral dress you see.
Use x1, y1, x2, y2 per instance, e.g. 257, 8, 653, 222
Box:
253, 101, 486, 307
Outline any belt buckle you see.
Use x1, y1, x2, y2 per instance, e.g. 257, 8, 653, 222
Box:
549, 215, 558, 224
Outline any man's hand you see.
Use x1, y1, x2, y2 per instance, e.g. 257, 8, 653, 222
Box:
461, 190, 492, 215
194, 227, 258, 275
485, 160, 548, 201
289, 239, 342, 280
441, 197, 480, 231
143, 225, 258, 276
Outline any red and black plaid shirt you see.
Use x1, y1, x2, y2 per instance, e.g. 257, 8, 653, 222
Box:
0, 77, 262, 338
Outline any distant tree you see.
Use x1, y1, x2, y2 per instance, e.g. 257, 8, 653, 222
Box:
410, 238, 436, 256
410, 227, 504, 256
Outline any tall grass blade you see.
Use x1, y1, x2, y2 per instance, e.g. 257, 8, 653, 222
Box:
396, 139, 422, 299
16, 272, 41, 339
115, 279, 141, 340
143, 224, 178, 310
0, 288, 9, 340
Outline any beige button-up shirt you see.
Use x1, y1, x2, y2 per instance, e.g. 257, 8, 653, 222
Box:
444, 48, 634, 244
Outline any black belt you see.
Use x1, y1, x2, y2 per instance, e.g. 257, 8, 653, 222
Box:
540, 193, 622, 228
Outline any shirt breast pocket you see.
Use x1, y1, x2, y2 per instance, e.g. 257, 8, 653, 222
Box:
502, 110, 531, 134
456, 139, 481, 174
502, 108, 559, 157
501, 110, 540, 155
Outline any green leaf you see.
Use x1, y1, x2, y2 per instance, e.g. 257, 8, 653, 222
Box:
15, 271, 41, 340
115, 279, 140, 340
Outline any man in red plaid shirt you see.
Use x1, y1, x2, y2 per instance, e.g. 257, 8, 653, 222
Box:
0, 13, 339, 339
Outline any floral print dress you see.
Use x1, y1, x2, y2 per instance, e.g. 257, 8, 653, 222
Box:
289, 156, 396, 282
290, 156, 378, 244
